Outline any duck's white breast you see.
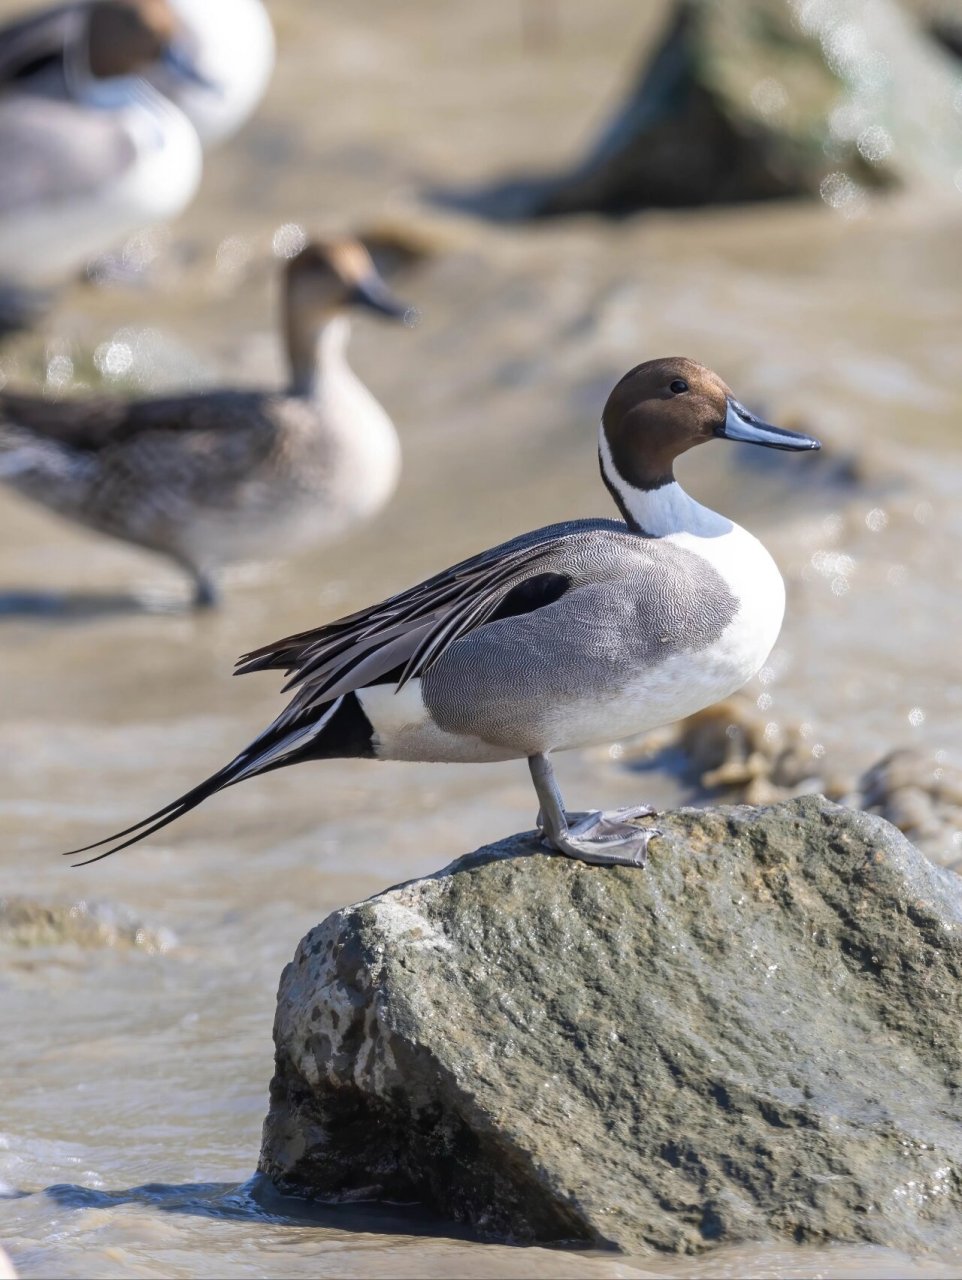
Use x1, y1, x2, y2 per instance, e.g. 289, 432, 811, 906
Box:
668, 522, 786, 690
506, 523, 785, 753
157, 0, 275, 146
100, 92, 203, 226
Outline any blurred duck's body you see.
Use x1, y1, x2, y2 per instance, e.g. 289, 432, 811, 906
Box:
0, 239, 408, 606
0, 0, 274, 152
0, 0, 205, 289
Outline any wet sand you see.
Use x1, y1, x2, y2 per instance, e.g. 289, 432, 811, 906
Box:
1, 1, 961, 1275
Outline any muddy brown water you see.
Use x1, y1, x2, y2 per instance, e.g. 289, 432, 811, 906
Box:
1, 1, 961, 1275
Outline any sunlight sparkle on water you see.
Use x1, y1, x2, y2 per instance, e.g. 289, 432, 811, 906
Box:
272, 223, 307, 259
44, 354, 74, 393
857, 125, 893, 163
750, 77, 789, 117
93, 341, 133, 381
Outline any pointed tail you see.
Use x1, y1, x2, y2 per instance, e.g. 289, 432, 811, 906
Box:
65, 696, 345, 865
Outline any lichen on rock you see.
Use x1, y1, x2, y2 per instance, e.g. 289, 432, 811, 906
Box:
260, 797, 962, 1254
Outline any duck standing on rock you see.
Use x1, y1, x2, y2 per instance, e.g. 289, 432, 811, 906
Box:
0, 238, 410, 607
0, 0, 209, 297
68, 359, 819, 867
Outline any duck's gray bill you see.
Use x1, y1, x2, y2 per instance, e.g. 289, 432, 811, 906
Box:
716, 400, 821, 451
351, 273, 410, 320
162, 44, 219, 92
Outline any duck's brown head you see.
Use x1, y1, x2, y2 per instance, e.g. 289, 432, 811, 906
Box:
283, 237, 412, 395
86, 0, 176, 78
600, 357, 820, 511
285, 238, 411, 323
86, 0, 212, 85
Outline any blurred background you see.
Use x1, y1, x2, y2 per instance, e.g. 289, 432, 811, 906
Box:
1, 2, 961, 1277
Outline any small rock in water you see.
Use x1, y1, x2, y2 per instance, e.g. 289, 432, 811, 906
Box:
633, 695, 962, 868
671, 695, 831, 802
260, 797, 962, 1254
0, 897, 175, 952
856, 748, 962, 870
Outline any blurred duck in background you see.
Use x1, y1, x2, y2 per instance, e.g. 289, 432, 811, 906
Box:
0, 238, 410, 608
0, 0, 216, 317
0, 0, 274, 152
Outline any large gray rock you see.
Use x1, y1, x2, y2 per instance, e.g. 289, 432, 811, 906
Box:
442, 0, 962, 218
259, 797, 962, 1254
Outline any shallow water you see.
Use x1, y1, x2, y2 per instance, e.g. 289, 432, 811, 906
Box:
1, 1, 962, 1276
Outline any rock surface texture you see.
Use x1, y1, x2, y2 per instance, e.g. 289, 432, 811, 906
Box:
260, 796, 962, 1254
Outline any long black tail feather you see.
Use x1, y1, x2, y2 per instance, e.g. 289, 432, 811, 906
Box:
64, 756, 246, 866
62, 693, 369, 866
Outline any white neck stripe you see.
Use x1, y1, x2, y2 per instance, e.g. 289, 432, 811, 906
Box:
598, 425, 730, 538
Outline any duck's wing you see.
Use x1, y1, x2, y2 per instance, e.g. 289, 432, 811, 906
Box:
0, 3, 80, 87
237, 520, 624, 719
0, 390, 131, 449
0, 390, 271, 453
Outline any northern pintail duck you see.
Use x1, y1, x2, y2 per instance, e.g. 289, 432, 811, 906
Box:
0, 0, 205, 289
69, 359, 819, 867
0, 0, 274, 151
0, 238, 409, 606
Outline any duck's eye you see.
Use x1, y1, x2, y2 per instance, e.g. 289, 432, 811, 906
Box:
669, 379, 689, 394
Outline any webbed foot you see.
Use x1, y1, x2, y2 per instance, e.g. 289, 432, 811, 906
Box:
541, 806, 659, 868
528, 753, 659, 869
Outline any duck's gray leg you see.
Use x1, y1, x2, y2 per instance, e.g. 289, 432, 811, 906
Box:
190, 568, 220, 610
168, 552, 221, 610
527, 752, 658, 868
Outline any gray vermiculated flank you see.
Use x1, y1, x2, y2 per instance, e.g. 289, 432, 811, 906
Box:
420, 522, 738, 748
242, 519, 635, 679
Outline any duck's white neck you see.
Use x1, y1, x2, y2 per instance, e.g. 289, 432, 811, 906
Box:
598, 426, 731, 538
287, 313, 349, 399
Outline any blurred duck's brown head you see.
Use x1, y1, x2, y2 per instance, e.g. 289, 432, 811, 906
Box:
284, 238, 410, 325
283, 238, 412, 395
600, 357, 820, 501
86, 0, 178, 78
